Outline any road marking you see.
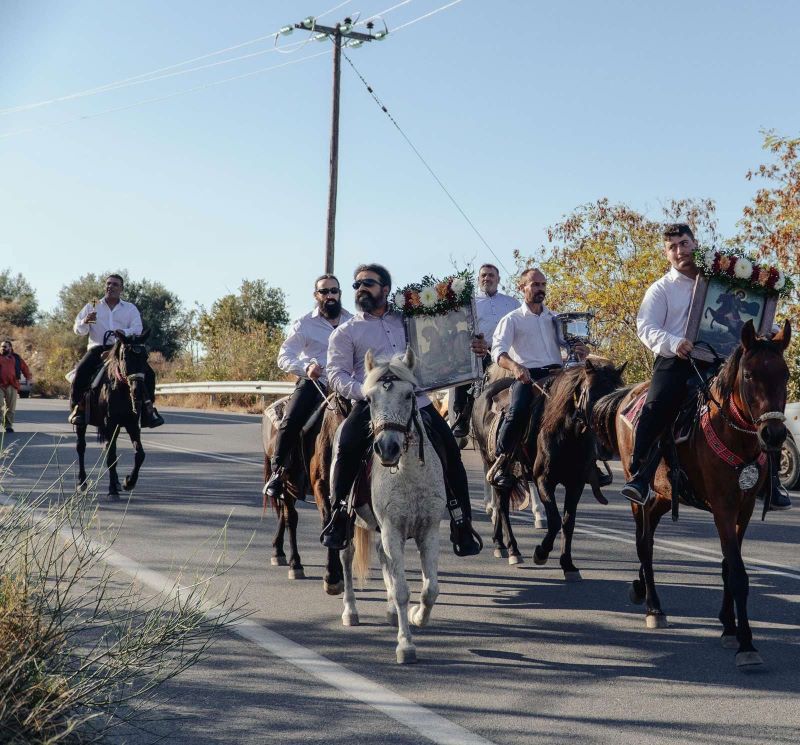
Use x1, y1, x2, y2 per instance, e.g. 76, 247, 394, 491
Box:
160, 410, 259, 423
145, 440, 262, 467
0, 490, 497, 745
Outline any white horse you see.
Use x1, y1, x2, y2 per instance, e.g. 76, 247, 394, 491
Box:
340, 347, 444, 664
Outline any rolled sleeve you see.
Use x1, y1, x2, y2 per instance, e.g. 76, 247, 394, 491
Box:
121, 306, 143, 336
491, 314, 514, 363
73, 304, 92, 336
327, 328, 364, 401
277, 321, 310, 378
636, 285, 683, 356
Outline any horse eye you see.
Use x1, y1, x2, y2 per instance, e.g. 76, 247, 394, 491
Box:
743, 372, 752, 381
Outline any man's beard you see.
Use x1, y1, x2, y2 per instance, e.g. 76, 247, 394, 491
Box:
356, 292, 381, 313
320, 299, 341, 319
533, 292, 545, 302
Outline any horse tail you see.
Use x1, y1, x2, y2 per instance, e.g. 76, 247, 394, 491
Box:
592, 385, 635, 456
353, 525, 372, 589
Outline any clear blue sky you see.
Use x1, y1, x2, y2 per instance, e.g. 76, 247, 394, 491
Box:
2, 0, 799, 325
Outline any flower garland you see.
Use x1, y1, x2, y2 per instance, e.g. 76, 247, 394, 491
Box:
391, 270, 475, 317
694, 248, 794, 298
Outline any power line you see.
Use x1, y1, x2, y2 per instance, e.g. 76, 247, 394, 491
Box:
342, 50, 510, 275
357, 0, 415, 26
391, 0, 464, 32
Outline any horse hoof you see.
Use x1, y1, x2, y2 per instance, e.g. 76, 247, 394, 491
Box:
629, 580, 646, 605
123, 477, 133, 491
342, 612, 359, 627
493, 547, 508, 559
735, 651, 763, 669
271, 556, 288, 567
386, 610, 399, 627
484, 502, 494, 517
721, 634, 739, 649
533, 547, 548, 566
534, 517, 546, 530
408, 606, 429, 628
107, 492, 120, 503
396, 646, 417, 665
645, 612, 668, 629
288, 568, 305, 580
563, 570, 582, 582
324, 581, 344, 596
508, 554, 524, 566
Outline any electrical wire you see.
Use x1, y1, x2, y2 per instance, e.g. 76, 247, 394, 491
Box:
0, 51, 329, 140
0, 0, 352, 117
357, 0, 415, 26
390, 0, 464, 32
342, 50, 510, 275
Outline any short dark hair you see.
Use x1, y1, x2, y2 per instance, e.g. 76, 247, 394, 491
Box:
106, 273, 124, 287
314, 273, 339, 289
354, 263, 392, 289
662, 223, 695, 241
520, 267, 545, 282
1, 339, 12, 348
479, 263, 500, 276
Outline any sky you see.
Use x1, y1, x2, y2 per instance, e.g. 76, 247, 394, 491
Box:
2, 0, 799, 326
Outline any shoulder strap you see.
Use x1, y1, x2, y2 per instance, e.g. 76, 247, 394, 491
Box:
13, 353, 21, 379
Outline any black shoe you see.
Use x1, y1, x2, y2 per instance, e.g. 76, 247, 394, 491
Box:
450, 519, 483, 557
4, 427, 13, 433
621, 477, 651, 506
145, 405, 165, 428
68, 406, 86, 426
320, 508, 354, 550
451, 421, 469, 438
595, 463, 613, 488
263, 470, 284, 501
768, 484, 792, 511
487, 453, 514, 489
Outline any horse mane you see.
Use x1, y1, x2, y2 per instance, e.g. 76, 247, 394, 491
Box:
362, 353, 418, 395
106, 339, 125, 379
538, 367, 584, 436
592, 384, 636, 456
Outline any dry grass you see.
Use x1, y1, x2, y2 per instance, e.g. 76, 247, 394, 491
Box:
156, 392, 282, 415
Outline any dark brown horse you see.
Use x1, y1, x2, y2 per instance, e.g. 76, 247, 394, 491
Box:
76, 331, 150, 500
593, 320, 791, 668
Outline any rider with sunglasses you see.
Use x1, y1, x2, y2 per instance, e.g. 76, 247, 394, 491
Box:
321, 263, 483, 557
264, 274, 352, 501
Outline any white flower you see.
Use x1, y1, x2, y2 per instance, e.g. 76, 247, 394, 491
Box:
775, 271, 786, 291
450, 277, 466, 295
393, 291, 406, 308
703, 248, 717, 269
419, 286, 438, 308
734, 257, 753, 279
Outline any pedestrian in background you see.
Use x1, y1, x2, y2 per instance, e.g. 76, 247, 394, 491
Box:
0, 340, 32, 433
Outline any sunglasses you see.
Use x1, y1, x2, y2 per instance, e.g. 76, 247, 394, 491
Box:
316, 287, 341, 296
352, 278, 382, 290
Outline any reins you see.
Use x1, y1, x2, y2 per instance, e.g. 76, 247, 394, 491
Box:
369, 372, 425, 465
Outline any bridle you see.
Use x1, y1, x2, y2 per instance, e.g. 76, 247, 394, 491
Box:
369, 373, 425, 465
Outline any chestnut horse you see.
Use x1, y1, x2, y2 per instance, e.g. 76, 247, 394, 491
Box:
593, 320, 790, 668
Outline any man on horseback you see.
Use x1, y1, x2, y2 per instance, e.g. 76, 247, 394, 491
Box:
450, 263, 519, 438
68, 274, 164, 429
263, 273, 352, 501
620, 223, 791, 509
486, 268, 588, 489
320, 263, 483, 557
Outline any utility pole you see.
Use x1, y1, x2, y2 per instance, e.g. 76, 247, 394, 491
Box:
285, 16, 386, 273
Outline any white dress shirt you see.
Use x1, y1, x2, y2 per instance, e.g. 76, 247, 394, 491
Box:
327, 309, 431, 408
491, 303, 564, 368
636, 267, 695, 357
277, 306, 352, 386
475, 290, 520, 340
73, 298, 143, 349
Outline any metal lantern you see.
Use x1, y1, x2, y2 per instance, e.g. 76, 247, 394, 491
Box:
553, 311, 595, 368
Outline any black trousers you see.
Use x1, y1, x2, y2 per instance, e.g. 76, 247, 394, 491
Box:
496, 366, 559, 456
451, 353, 492, 425
332, 400, 472, 520
70, 345, 156, 406
629, 355, 698, 474
273, 378, 324, 467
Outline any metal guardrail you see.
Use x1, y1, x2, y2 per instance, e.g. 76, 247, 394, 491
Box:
155, 380, 294, 396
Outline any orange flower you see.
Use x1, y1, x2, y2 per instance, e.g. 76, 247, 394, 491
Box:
436, 281, 449, 299
758, 268, 771, 285
408, 291, 421, 307
718, 256, 732, 272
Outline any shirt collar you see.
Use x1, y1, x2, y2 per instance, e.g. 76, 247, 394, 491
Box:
520, 303, 551, 318
99, 298, 127, 309
667, 267, 695, 284
358, 307, 397, 322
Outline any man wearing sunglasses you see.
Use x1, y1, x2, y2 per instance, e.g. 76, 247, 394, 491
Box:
321, 263, 483, 557
264, 274, 352, 501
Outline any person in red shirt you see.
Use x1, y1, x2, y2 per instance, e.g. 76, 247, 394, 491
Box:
0, 340, 32, 433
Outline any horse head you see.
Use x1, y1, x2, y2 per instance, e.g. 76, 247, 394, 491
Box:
735, 319, 791, 453
571, 358, 628, 435
112, 329, 151, 417
363, 346, 420, 468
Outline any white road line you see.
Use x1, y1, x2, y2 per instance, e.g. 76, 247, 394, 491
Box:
145, 440, 262, 466
0, 490, 497, 745
160, 410, 259, 423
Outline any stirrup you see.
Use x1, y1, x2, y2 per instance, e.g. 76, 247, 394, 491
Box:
621, 480, 652, 506
263, 469, 285, 501
320, 508, 354, 550
450, 520, 483, 557
486, 453, 510, 485
68, 406, 86, 426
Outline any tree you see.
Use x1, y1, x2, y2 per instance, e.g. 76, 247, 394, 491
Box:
198, 279, 288, 342
0, 269, 38, 327
513, 198, 718, 383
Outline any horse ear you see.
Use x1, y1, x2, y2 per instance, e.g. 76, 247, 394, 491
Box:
114, 330, 127, 344
741, 319, 757, 350
140, 328, 151, 342
365, 349, 375, 373
402, 345, 416, 370
616, 361, 628, 377
584, 358, 594, 372
772, 319, 791, 351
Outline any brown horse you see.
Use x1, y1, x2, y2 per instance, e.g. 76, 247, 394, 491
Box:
592, 320, 791, 668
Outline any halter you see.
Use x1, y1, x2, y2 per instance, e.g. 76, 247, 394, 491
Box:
369, 372, 425, 465
571, 380, 591, 434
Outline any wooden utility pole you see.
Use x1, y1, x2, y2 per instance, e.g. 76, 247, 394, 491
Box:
290, 16, 382, 273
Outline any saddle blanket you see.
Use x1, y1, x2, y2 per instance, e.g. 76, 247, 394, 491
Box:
621, 391, 647, 430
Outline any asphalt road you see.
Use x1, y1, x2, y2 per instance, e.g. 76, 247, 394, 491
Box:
4, 399, 800, 745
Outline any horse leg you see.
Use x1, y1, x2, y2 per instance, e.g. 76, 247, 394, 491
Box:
106, 430, 121, 501
533, 477, 560, 566
381, 528, 416, 664
558, 484, 582, 581
286, 498, 305, 580
491, 488, 508, 558
498, 488, 523, 565
409, 526, 440, 628
377, 539, 398, 627
76, 425, 88, 490
270, 503, 288, 567
719, 557, 738, 648
340, 541, 359, 627
633, 499, 670, 628
529, 479, 547, 529
122, 425, 145, 491
315, 481, 343, 595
